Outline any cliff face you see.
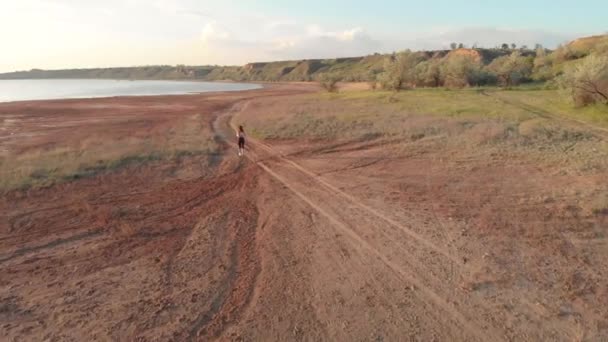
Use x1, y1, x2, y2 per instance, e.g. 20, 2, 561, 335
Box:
446, 48, 484, 63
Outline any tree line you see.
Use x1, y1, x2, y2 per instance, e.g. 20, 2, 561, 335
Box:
332, 37, 608, 107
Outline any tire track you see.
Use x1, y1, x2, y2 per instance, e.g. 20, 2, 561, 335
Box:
250, 131, 577, 341
220, 98, 590, 340
256, 162, 499, 341
483, 91, 608, 137
0, 229, 103, 264
213, 108, 501, 340
248, 129, 461, 265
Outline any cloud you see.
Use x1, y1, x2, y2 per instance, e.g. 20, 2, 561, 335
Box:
201, 21, 231, 43
270, 34, 381, 60
196, 22, 384, 63
306, 26, 367, 42
270, 26, 382, 59
338, 28, 365, 41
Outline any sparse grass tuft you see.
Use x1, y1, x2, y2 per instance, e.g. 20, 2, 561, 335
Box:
591, 195, 608, 216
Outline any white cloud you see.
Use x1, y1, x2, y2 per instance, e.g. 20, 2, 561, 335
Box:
337, 28, 365, 41
196, 21, 383, 63
272, 39, 296, 51
304, 25, 366, 41
201, 21, 231, 43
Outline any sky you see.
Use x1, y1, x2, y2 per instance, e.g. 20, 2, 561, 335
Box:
0, 0, 606, 72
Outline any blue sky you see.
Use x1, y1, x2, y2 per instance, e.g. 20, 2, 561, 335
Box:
241, 0, 606, 33
244, 0, 608, 32
0, 0, 606, 72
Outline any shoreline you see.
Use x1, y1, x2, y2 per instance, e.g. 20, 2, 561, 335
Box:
0, 79, 267, 104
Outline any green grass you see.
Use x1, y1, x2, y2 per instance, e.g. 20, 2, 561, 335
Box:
321, 88, 541, 120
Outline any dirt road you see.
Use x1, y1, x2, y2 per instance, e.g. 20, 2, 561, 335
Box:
215, 102, 604, 341
1, 85, 606, 341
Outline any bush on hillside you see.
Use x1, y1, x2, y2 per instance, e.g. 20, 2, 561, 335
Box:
558, 54, 608, 107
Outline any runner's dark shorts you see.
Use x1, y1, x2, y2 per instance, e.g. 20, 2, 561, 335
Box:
238, 137, 245, 149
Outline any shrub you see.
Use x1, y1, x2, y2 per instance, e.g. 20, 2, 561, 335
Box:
319, 74, 341, 92
558, 54, 608, 107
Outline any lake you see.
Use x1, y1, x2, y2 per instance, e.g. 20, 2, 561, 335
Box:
0, 79, 262, 102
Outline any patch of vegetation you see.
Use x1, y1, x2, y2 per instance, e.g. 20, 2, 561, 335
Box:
239, 89, 608, 170
319, 74, 341, 93
557, 55, 608, 107
591, 195, 608, 216
495, 91, 608, 128
63, 153, 162, 180
1, 114, 218, 192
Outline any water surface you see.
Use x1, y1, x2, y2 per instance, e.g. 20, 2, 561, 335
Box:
0, 79, 261, 102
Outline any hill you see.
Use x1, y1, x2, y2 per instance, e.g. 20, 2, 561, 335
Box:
0, 65, 217, 80
0, 34, 606, 84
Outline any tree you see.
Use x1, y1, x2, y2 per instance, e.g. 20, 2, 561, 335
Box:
450, 42, 458, 50
558, 54, 608, 107
380, 50, 423, 91
502, 43, 509, 50
458, 43, 464, 49
441, 55, 482, 88
534, 43, 543, 50
487, 51, 533, 87
511, 43, 517, 49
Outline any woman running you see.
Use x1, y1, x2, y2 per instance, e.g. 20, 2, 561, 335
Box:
236, 125, 246, 156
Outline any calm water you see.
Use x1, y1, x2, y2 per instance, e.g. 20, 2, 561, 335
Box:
0, 79, 261, 102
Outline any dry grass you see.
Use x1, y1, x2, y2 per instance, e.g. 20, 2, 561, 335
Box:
0, 114, 217, 191
237, 87, 608, 182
